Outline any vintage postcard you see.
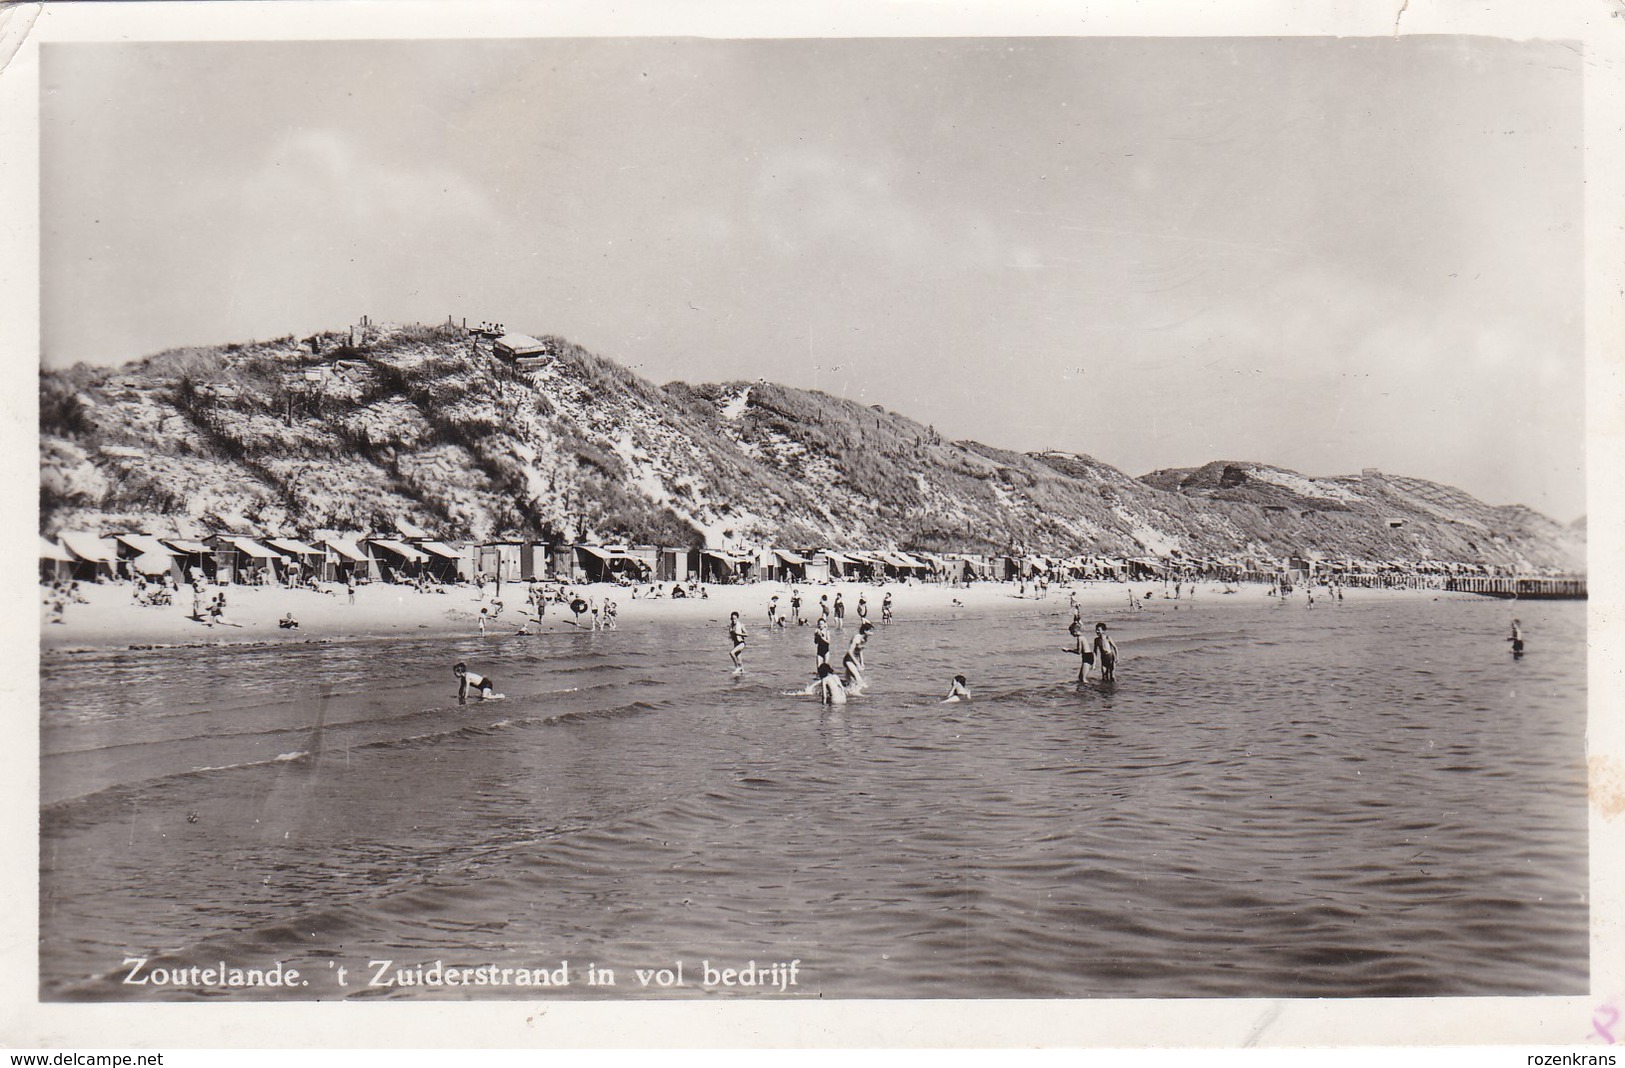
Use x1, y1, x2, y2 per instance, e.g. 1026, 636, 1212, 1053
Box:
3, 0, 1621, 1054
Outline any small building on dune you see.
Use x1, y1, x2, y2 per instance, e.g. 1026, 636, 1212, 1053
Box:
493, 334, 549, 364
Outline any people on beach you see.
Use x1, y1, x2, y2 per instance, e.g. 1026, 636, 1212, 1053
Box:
454, 662, 499, 703
278, 612, 299, 630
728, 611, 747, 673
346, 577, 356, 605
943, 675, 970, 702
212, 592, 243, 627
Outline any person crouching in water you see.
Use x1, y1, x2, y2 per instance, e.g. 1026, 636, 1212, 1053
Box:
815, 662, 847, 705
454, 662, 496, 703
943, 675, 970, 702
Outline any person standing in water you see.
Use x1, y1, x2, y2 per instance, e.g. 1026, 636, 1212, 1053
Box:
789, 587, 803, 625
833, 592, 846, 628
881, 591, 893, 623
1068, 608, 1084, 653
1508, 618, 1525, 657
813, 616, 832, 670
843, 620, 874, 693
1094, 623, 1118, 681
728, 611, 747, 673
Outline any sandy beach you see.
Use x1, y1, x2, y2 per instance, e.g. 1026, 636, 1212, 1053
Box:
38, 576, 1461, 654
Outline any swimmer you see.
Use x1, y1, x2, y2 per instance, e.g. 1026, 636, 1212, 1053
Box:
842, 649, 866, 694
454, 662, 502, 703
815, 662, 847, 705
842, 622, 874, 693
1091, 623, 1118, 682
848, 620, 875, 668
943, 675, 970, 702
728, 611, 747, 673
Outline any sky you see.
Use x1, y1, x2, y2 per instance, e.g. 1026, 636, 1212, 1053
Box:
39, 35, 1586, 521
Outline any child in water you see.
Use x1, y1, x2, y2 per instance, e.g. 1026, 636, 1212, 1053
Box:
454, 662, 499, 703
1091, 623, 1118, 682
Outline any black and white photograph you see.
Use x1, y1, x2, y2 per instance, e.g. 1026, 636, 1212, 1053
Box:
5, 0, 1623, 1054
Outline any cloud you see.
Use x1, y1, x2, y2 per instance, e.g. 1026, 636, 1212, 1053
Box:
230, 128, 503, 247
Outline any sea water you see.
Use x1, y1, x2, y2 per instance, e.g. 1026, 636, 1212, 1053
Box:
38, 593, 1588, 999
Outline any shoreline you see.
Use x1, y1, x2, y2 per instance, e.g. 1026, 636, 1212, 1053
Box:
37, 578, 1481, 656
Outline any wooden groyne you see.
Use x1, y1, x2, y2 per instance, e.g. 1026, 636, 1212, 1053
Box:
1450, 576, 1587, 599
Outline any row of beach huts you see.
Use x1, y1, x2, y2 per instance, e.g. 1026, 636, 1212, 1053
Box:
37, 526, 1563, 591
38, 527, 1092, 587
